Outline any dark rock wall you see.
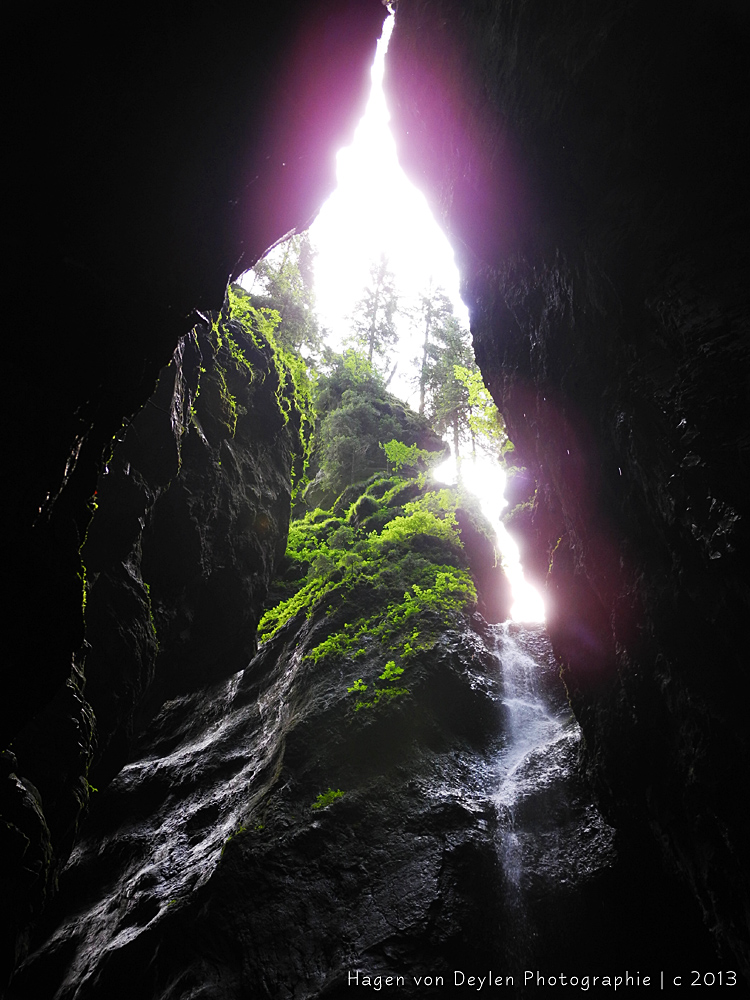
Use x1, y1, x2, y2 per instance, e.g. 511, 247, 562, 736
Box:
5, 0, 384, 801
386, 0, 750, 972
6, 0, 750, 989
4, 0, 385, 986
82, 312, 307, 781
10, 617, 503, 1000
3, 310, 308, 984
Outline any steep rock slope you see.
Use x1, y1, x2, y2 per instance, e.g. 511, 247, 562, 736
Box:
2, 304, 308, 984
386, 0, 750, 972
11, 489, 715, 998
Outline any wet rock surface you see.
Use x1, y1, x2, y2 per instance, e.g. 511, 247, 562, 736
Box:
9, 618, 498, 999
3, 309, 306, 987
11, 624, 715, 999
387, 0, 750, 974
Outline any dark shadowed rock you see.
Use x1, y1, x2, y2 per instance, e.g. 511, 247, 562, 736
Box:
386, 0, 750, 974
4, 4, 385, 977
7, 0, 386, 747
3, 306, 308, 987
11, 621, 715, 999
5, 0, 750, 992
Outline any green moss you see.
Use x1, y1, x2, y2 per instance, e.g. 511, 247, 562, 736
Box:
354, 685, 410, 712
348, 494, 380, 524
311, 788, 345, 810
214, 364, 239, 436
259, 475, 479, 714
350, 658, 409, 711
380, 438, 436, 475
502, 498, 534, 525
221, 825, 247, 857
258, 486, 473, 648
222, 286, 316, 500
143, 580, 159, 651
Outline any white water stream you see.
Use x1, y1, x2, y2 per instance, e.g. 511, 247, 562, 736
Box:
488, 622, 615, 963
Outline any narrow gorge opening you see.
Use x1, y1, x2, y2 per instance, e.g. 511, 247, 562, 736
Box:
7, 0, 747, 995
241, 12, 544, 624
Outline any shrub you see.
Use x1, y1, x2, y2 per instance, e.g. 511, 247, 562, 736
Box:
259, 475, 479, 714
311, 788, 345, 810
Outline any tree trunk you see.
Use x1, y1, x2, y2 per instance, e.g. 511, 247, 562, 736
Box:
368, 284, 380, 364
453, 414, 461, 480
419, 300, 432, 416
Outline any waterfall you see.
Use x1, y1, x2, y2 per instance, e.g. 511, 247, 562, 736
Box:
490, 621, 616, 968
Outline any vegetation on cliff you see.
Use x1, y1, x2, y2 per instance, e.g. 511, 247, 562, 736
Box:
242, 235, 510, 711
259, 471, 506, 712
223, 285, 316, 499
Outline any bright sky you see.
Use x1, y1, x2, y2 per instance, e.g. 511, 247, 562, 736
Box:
434, 456, 546, 623
245, 14, 544, 622
309, 15, 468, 403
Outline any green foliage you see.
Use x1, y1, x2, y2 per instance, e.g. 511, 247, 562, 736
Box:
379, 660, 403, 681
353, 684, 410, 712
221, 825, 247, 857
316, 349, 385, 408
422, 315, 475, 457
376, 507, 459, 548
311, 788, 345, 810
347, 253, 399, 374
310, 350, 440, 498
411, 280, 456, 416
452, 365, 508, 456
243, 233, 323, 359
409, 307, 507, 466
259, 474, 478, 715
142, 580, 159, 650
224, 285, 316, 499
319, 390, 397, 492
380, 439, 435, 475
214, 365, 239, 436
214, 289, 281, 377
258, 487, 471, 643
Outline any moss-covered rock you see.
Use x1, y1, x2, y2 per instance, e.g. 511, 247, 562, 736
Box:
2, 297, 309, 978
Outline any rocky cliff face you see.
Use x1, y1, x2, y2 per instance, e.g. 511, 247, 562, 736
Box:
10, 566, 715, 999
386, 0, 750, 973
7, 0, 385, 749
5, 0, 386, 984
2, 304, 308, 985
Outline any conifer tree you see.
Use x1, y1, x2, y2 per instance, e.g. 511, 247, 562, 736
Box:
423, 317, 475, 463
245, 233, 323, 359
422, 318, 507, 470
412, 280, 454, 416
348, 253, 399, 376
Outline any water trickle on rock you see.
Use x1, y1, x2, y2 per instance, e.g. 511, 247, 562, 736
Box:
490, 622, 617, 970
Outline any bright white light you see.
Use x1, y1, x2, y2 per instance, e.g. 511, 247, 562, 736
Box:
433, 456, 545, 623
497, 525, 546, 623
309, 15, 467, 402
